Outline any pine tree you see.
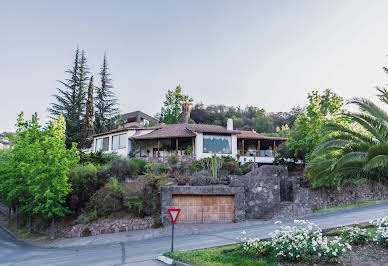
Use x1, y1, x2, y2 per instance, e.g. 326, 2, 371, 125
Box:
95, 54, 119, 133
48, 47, 89, 148
81, 76, 95, 148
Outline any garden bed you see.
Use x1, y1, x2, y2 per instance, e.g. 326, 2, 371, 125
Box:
165, 217, 388, 265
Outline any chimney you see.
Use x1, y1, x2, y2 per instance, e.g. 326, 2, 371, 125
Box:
227, 118, 233, 130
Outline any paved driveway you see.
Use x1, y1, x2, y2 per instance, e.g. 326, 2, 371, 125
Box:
1, 202, 387, 265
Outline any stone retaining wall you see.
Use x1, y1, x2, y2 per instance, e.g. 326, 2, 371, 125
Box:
58, 217, 154, 238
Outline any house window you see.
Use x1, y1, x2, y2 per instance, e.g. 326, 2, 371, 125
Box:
203, 135, 232, 154
95, 137, 109, 152
112, 134, 127, 150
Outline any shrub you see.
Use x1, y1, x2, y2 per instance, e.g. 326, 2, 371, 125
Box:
185, 145, 193, 155
145, 160, 171, 175
240, 162, 253, 174
171, 171, 191, 186
67, 163, 108, 212
106, 158, 138, 181
340, 225, 371, 244
240, 220, 351, 261
87, 178, 126, 217
189, 173, 217, 186
129, 158, 147, 175
74, 210, 98, 224
222, 159, 239, 174
79, 151, 119, 165
168, 155, 179, 165
371, 216, 388, 245
233, 168, 243, 175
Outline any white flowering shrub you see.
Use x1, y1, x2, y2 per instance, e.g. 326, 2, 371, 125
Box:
371, 216, 388, 245
240, 220, 351, 261
340, 225, 371, 244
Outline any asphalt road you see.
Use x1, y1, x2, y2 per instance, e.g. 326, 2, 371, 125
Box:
1, 202, 388, 266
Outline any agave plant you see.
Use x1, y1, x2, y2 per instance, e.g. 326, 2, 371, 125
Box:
306, 88, 388, 189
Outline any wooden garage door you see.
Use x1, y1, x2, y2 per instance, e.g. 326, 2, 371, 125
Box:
171, 195, 235, 223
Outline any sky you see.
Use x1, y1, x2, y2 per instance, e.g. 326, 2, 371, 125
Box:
1, 0, 388, 131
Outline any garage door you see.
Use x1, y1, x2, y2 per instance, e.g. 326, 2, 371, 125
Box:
171, 195, 235, 223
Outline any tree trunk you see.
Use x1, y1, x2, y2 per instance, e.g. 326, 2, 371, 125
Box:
15, 206, 19, 229
7, 207, 11, 223
50, 218, 55, 240
28, 215, 32, 233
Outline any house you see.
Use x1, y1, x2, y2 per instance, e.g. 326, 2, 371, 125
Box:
92, 116, 287, 164
121, 111, 159, 127
0, 133, 11, 150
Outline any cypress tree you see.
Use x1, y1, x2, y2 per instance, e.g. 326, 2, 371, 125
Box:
81, 76, 95, 148
95, 54, 119, 133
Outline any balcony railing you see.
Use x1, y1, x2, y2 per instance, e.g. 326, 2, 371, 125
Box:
238, 149, 274, 157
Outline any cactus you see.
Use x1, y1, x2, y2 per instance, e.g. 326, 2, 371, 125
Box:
211, 154, 218, 180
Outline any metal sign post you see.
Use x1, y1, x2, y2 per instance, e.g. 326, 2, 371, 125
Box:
168, 209, 181, 253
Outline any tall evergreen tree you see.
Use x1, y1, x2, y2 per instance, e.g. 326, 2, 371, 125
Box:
48, 47, 89, 148
95, 54, 119, 133
81, 76, 95, 148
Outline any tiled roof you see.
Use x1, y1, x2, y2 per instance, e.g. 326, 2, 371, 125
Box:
132, 124, 196, 139
236, 130, 287, 141
93, 125, 162, 138
132, 124, 238, 140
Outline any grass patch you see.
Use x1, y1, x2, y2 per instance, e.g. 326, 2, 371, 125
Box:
314, 199, 388, 213
164, 245, 277, 266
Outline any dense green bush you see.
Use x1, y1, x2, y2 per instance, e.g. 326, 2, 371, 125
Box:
129, 158, 147, 175
240, 162, 253, 175
144, 161, 171, 175
104, 158, 138, 181
87, 178, 125, 218
222, 157, 240, 174
168, 155, 179, 164
79, 151, 119, 165
67, 163, 109, 212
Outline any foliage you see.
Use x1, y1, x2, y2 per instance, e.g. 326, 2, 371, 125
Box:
189, 174, 217, 186
191, 104, 303, 133
67, 163, 108, 212
340, 225, 371, 244
48, 47, 90, 148
184, 145, 193, 155
129, 158, 147, 175
240, 162, 253, 175
371, 216, 388, 245
240, 220, 351, 261
79, 151, 119, 165
144, 160, 171, 175
165, 245, 275, 266
306, 87, 388, 188
104, 158, 138, 181
211, 154, 218, 180
94, 54, 119, 134
74, 210, 98, 224
0, 113, 79, 222
287, 90, 343, 162
171, 171, 191, 186
80, 76, 95, 148
167, 154, 179, 165
88, 177, 125, 217
222, 156, 240, 174
160, 85, 193, 124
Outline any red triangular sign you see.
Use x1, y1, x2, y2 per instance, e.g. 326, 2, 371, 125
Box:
168, 209, 181, 224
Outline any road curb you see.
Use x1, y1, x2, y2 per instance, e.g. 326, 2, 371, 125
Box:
157, 255, 191, 266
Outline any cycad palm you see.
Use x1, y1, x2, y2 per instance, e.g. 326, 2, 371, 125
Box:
306, 88, 388, 188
